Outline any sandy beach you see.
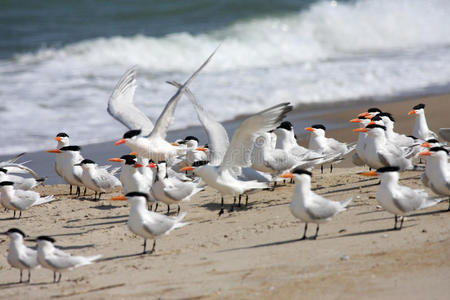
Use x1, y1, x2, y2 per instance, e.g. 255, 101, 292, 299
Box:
0, 94, 449, 299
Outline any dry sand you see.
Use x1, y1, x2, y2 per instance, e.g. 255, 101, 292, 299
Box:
0, 94, 449, 299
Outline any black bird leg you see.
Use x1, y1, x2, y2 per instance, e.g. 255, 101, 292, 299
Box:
245, 194, 249, 207
312, 224, 320, 240
76, 186, 81, 197
238, 194, 242, 207
218, 196, 224, 216
399, 216, 404, 230
20, 270, 23, 283
394, 215, 398, 230
94, 191, 97, 200
154, 202, 159, 212
150, 240, 156, 254
28, 270, 31, 283
230, 196, 236, 212
330, 164, 333, 173
143, 239, 147, 254
69, 185, 73, 195
83, 187, 86, 196
177, 205, 180, 215
167, 205, 170, 215
57, 273, 62, 283
320, 164, 324, 174
18, 211, 22, 219
300, 223, 308, 240
53, 272, 56, 283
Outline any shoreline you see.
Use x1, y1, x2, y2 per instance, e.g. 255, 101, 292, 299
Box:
1, 92, 448, 184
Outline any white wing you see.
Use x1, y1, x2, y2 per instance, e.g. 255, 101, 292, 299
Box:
107, 66, 154, 135
166, 81, 230, 166
220, 103, 292, 172
148, 46, 219, 140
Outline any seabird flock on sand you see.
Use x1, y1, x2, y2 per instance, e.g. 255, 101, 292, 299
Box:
1, 48, 449, 283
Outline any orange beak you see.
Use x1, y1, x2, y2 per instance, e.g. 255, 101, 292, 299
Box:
170, 142, 178, 146
47, 148, 62, 153
368, 121, 376, 125
280, 173, 294, 179
360, 171, 378, 177
353, 128, 368, 132
114, 138, 126, 146
305, 127, 314, 132
130, 152, 137, 156
365, 115, 374, 119
350, 118, 361, 123
134, 163, 143, 168
110, 195, 127, 201
54, 136, 62, 141
358, 112, 369, 117
147, 163, 156, 168
420, 142, 431, 148
196, 147, 207, 152
419, 150, 431, 156
408, 109, 416, 115
180, 166, 194, 172
108, 158, 122, 162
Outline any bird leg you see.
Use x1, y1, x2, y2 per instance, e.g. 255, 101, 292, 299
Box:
312, 224, 320, 240
448, 197, 450, 211
69, 185, 73, 195
330, 164, 333, 173
143, 239, 147, 254
98, 192, 104, 201
394, 215, 398, 230
166, 205, 170, 215
18, 211, 22, 219
76, 186, 81, 197
399, 216, 404, 230
83, 187, 87, 196
218, 196, 224, 216
53, 272, 56, 283
238, 194, 242, 207
230, 196, 236, 212
148, 204, 153, 211
57, 273, 62, 283
245, 194, 249, 207
154, 202, 159, 212
94, 191, 97, 200
150, 240, 156, 254
13, 210, 16, 218
20, 270, 22, 283
177, 205, 180, 215
320, 165, 324, 174
300, 223, 308, 240
28, 270, 31, 283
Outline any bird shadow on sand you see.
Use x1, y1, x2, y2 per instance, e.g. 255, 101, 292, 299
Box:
90, 204, 123, 210
321, 224, 417, 240
219, 237, 306, 252
63, 219, 126, 229
409, 208, 449, 217
99, 252, 148, 263
57, 244, 96, 250
321, 182, 380, 195
0, 281, 26, 289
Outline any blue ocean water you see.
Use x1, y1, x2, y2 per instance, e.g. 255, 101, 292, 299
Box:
1, 0, 450, 154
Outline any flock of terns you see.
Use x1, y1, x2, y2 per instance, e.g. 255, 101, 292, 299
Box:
1, 49, 449, 284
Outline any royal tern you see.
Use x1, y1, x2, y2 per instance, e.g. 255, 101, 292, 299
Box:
0, 181, 55, 218
111, 192, 189, 254
35, 236, 102, 283
419, 147, 450, 210
358, 107, 382, 119
353, 124, 414, 171
181, 103, 292, 215
361, 166, 443, 229
76, 159, 121, 200
1, 228, 39, 283
108, 66, 154, 136
151, 161, 203, 214
305, 124, 355, 173
113, 48, 217, 163
183, 136, 208, 166
47, 145, 84, 196
0, 167, 44, 190
371, 113, 419, 148
108, 154, 151, 196
53, 132, 73, 193
408, 103, 438, 141
349, 115, 371, 166
281, 169, 351, 240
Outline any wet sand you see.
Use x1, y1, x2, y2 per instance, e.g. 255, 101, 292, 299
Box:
0, 94, 449, 299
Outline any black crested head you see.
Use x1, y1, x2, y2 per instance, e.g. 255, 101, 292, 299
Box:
184, 136, 199, 143
358, 116, 366, 120
177, 140, 186, 145
120, 154, 136, 160
0, 181, 14, 186
37, 236, 56, 243
125, 192, 149, 202
121, 155, 137, 165
407, 135, 418, 140
123, 129, 141, 139
366, 124, 386, 131
377, 166, 400, 173
430, 146, 449, 155
277, 121, 293, 131
292, 168, 312, 177
6, 228, 26, 237
378, 112, 395, 122
80, 159, 95, 165
371, 115, 382, 122
204, 144, 209, 148
193, 160, 209, 167
0, 168, 7, 174
368, 107, 382, 113
158, 160, 167, 164
426, 139, 440, 144
56, 132, 69, 138
60, 145, 81, 152
311, 124, 326, 131
413, 103, 425, 110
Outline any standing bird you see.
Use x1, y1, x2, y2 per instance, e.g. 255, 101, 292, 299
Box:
349, 115, 371, 166
76, 159, 121, 200
361, 166, 443, 229
0, 181, 55, 218
408, 103, 438, 141
52, 133, 73, 193
111, 192, 189, 254
353, 124, 414, 171
35, 236, 102, 283
108, 155, 151, 196
1, 228, 39, 283
305, 124, 355, 173
281, 169, 351, 240
47, 145, 84, 196
419, 147, 450, 210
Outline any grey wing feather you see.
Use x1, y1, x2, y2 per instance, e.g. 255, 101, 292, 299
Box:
143, 218, 176, 236
107, 66, 154, 135
164, 184, 194, 201
148, 46, 219, 140
306, 195, 341, 220
167, 80, 230, 166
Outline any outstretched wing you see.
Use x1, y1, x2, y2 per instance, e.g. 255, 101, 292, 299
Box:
220, 103, 292, 171
148, 46, 219, 140
166, 80, 230, 166
107, 66, 154, 135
